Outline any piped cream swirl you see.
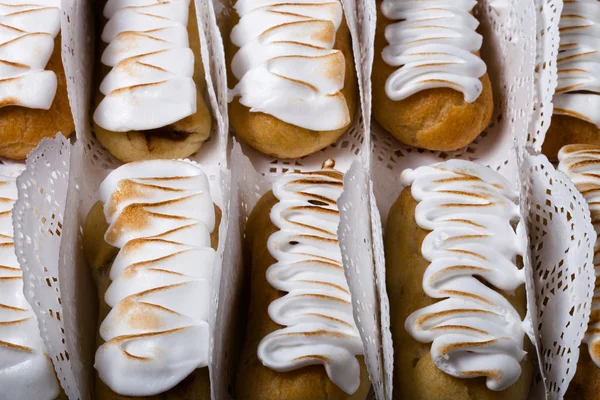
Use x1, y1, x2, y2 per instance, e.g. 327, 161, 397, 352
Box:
380, 0, 486, 102
96, 160, 215, 396
258, 160, 363, 395
93, 0, 197, 132
0, 175, 60, 400
0, 0, 61, 109
401, 160, 527, 391
558, 144, 600, 366
554, 0, 600, 127
229, 0, 350, 131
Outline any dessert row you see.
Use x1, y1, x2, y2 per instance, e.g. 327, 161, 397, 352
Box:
0, 0, 597, 400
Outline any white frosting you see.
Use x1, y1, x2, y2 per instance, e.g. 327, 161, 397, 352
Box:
257, 161, 363, 395
554, 0, 600, 127
93, 0, 197, 132
0, 0, 61, 110
95, 160, 215, 396
380, 0, 486, 102
558, 144, 600, 366
0, 175, 60, 400
228, 0, 350, 131
401, 160, 527, 391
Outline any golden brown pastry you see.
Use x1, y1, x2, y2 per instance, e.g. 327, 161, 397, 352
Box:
227, 0, 357, 159
235, 161, 370, 399
386, 160, 532, 400
82, 160, 219, 399
92, 0, 212, 163
373, 0, 493, 151
542, 1, 600, 160
0, 1, 74, 160
557, 145, 600, 399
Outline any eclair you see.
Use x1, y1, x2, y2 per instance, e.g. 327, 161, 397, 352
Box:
0, 175, 64, 400
83, 160, 220, 399
373, 0, 493, 151
542, 0, 600, 159
0, 1, 74, 160
92, 0, 212, 163
235, 160, 370, 399
227, 0, 358, 159
385, 160, 532, 399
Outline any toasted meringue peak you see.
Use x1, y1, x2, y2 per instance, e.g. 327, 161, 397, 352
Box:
554, 0, 600, 128
93, 0, 197, 132
95, 160, 215, 396
403, 160, 527, 391
258, 163, 363, 395
229, 0, 350, 131
558, 144, 600, 366
0, 175, 60, 399
381, 0, 486, 102
0, 1, 60, 110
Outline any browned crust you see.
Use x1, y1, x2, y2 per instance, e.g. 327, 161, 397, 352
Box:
82, 200, 221, 400
541, 114, 600, 161
92, 0, 212, 163
234, 191, 370, 400
226, 8, 358, 159
385, 187, 532, 399
372, 1, 493, 151
0, 34, 74, 160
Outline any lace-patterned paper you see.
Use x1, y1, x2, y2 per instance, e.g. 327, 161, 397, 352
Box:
521, 150, 595, 399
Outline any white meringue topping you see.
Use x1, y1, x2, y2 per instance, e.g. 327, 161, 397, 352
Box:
402, 160, 527, 391
380, 0, 487, 102
0, 0, 61, 110
258, 161, 363, 395
95, 160, 215, 396
0, 175, 60, 400
554, 0, 600, 128
93, 0, 197, 132
229, 0, 350, 131
558, 144, 600, 367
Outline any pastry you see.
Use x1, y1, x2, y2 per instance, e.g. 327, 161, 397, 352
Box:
558, 144, 600, 399
0, 175, 64, 400
235, 160, 370, 399
542, 0, 600, 160
82, 160, 220, 399
227, 0, 358, 159
373, 0, 493, 151
0, 1, 74, 160
92, 0, 212, 163
385, 160, 532, 399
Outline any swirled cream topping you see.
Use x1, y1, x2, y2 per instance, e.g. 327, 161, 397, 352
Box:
401, 160, 527, 391
558, 144, 600, 366
96, 160, 215, 396
554, 0, 600, 128
380, 0, 487, 102
93, 0, 197, 132
229, 0, 350, 131
258, 160, 363, 395
0, 175, 60, 400
0, 0, 61, 109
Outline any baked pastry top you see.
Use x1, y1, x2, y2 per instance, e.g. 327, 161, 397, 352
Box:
558, 145, 600, 366
257, 161, 364, 395
554, 0, 600, 128
93, 0, 199, 132
0, 175, 60, 399
380, 0, 487, 103
229, 0, 350, 131
93, 160, 216, 396
401, 161, 528, 391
